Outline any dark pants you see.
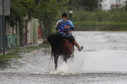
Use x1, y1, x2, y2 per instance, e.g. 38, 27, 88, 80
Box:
65, 35, 75, 44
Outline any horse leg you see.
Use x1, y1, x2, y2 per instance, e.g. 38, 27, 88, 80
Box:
71, 53, 74, 58
64, 54, 71, 63
54, 54, 59, 70
64, 57, 67, 62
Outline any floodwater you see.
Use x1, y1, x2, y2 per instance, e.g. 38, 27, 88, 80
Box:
0, 31, 127, 84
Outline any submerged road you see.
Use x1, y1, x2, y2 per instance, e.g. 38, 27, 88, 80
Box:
0, 31, 127, 84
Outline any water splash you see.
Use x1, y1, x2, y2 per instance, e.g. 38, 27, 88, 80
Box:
1, 31, 127, 75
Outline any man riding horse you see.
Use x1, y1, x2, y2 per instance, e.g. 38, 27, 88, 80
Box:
56, 13, 84, 51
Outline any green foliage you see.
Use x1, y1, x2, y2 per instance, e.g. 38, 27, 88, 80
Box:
35, 0, 68, 38
6, 0, 37, 26
6, 0, 29, 27
5, 0, 69, 40
72, 9, 127, 22
72, 0, 98, 11
72, 8, 127, 31
74, 21, 127, 31
124, 1, 127, 10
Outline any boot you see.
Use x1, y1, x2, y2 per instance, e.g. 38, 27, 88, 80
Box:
74, 40, 84, 51
79, 46, 84, 51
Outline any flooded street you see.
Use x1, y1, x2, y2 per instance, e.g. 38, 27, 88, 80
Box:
0, 31, 127, 84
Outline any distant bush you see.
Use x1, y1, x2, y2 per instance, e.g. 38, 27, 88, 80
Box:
72, 9, 127, 22
74, 21, 127, 31
72, 9, 127, 31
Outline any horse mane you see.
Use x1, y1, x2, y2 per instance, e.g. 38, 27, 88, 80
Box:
47, 34, 65, 57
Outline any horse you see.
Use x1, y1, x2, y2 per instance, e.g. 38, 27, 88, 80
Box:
47, 34, 74, 70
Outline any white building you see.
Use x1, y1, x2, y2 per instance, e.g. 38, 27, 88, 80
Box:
98, 0, 126, 10
98, 0, 111, 10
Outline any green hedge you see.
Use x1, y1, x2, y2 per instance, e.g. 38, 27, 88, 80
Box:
74, 22, 127, 31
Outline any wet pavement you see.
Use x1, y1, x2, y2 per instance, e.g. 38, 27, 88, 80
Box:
0, 73, 127, 84
0, 31, 127, 84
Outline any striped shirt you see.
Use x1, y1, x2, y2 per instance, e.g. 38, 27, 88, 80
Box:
56, 19, 75, 37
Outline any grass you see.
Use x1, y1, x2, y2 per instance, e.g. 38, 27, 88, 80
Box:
74, 21, 127, 31
0, 42, 50, 60
0, 54, 18, 60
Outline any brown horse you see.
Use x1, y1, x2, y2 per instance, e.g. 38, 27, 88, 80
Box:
47, 34, 74, 70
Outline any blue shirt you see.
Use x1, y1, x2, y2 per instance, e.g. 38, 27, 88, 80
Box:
56, 19, 75, 37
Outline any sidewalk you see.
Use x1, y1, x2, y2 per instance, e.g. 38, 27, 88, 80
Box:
0, 39, 44, 55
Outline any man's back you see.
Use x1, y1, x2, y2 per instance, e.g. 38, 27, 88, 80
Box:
56, 19, 75, 37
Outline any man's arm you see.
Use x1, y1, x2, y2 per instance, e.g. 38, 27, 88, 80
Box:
56, 21, 59, 30
68, 20, 75, 30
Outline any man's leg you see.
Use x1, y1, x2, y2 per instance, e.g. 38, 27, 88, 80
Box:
67, 35, 83, 51
74, 40, 83, 51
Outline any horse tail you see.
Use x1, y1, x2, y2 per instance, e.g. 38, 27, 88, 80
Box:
47, 34, 64, 57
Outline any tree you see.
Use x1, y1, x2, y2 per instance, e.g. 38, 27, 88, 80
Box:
5, 0, 69, 44
125, 1, 127, 10
35, 0, 68, 40
5, 0, 34, 46
72, 0, 98, 11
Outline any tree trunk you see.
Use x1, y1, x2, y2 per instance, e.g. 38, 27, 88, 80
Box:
19, 23, 24, 46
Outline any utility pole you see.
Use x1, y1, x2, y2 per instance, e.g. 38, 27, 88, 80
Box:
119, 0, 121, 7
98, 0, 100, 9
0, 0, 2, 53
2, 0, 5, 55
126, 0, 127, 10
0, 0, 10, 54
69, 0, 72, 20
0, 16, 2, 53
116, 0, 119, 8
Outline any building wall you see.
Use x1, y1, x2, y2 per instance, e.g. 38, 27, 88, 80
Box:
30, 18, 39, 44
6, 22, 12, 36
102, 0, 111, 10
30, 19, 34, 44
33, 18, 39, 43
111, 0, 126, 9
98, 0, 126, 10
27, 21, 31, 44
111, 0, 126, 5
98, 0, 111, 10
